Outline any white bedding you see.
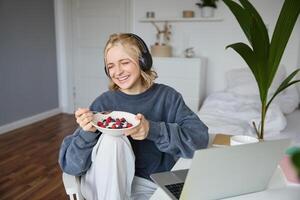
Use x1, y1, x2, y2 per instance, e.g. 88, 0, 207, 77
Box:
198, 67, 299, 140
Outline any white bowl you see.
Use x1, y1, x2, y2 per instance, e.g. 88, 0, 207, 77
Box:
230, 135, 259, 146
91, 111, 140, 137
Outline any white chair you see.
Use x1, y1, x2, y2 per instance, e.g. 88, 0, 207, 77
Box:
62, 173, 84, 200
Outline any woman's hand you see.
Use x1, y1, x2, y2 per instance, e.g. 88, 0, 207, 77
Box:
75, 108, 97, 132
124, 113, 149, 140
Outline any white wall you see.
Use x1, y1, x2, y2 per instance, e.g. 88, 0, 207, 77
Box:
132, 0, 300, 95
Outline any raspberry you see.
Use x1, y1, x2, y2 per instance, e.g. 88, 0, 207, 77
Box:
106, 117, 112, 123
120, 117, 126, 122
115, 120, 121, 126
97, 121, 103, 126
111, 124, 117, 129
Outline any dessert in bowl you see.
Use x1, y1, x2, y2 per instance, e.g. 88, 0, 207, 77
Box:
91, 111, 140, 137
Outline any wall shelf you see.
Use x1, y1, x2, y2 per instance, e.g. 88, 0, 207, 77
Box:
139, 17, 223, 23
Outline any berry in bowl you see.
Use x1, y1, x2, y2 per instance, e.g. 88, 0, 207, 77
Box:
91, 111, 140, 137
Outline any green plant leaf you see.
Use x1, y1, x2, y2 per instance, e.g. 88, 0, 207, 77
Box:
266, 69, 300, 110
226, 43, 255, 69
249, 18, 269, 98
226, 42, 266, 101
268, 0, 300, 87
239, 0, 270, 60
223, 0, 252, 44
224, 0, 270, 103
239, 0, 270, 94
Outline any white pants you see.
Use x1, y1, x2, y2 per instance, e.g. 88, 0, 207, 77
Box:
81, 134, 135, 200
82, 175, 157, 200
80, 134, 157, 200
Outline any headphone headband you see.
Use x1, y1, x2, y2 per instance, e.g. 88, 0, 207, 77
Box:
128, 33, 148, 54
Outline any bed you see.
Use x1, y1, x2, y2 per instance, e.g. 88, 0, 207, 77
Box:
197, 66, 300, 146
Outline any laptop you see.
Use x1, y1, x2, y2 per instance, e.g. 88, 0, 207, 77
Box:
150, 139, 290, 200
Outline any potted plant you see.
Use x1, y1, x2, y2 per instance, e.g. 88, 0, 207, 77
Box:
196, 0, 219, 17
223, 0, 300, 140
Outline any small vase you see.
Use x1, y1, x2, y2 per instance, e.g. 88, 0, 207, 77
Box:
150, 45, 172, 57
201, 7, 215, 18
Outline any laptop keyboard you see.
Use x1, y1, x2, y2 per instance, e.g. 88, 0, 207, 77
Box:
165, 183, 184, 199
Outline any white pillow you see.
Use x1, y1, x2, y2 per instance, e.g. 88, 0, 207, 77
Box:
226, 67, 258, 96
274, 85, 299, 114
226, 66, 287, 96
225, 65, 299, 114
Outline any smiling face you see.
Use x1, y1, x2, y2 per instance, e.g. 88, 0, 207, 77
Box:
106, 44, 146, 94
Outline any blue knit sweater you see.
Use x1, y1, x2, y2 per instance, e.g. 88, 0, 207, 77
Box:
59, 83, 208, 180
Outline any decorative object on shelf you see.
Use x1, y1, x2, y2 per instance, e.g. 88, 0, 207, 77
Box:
151, 45, 172, 57
182, 10, 195, 18
183, 47, 195, 58
146, 11, 155, 19
223, 0, 300, 140
150, 22, 172, 57
196, 0, 219, 18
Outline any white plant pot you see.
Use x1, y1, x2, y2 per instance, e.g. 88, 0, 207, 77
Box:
201, 7, 215, 18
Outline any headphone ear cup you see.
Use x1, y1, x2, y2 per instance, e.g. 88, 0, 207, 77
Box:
139, 52, 152, 71
139, 56, 146, 70
104, 66, 108, 76
104, 62, 109, 77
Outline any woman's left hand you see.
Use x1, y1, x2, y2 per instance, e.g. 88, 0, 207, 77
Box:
124, 113, 149, 140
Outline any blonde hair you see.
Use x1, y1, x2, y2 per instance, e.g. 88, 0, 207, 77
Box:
104, 33, 157, 91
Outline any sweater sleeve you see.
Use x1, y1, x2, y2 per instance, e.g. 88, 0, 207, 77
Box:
58, 128, 101, 176
147, 93, 209, 159
58, 99, 104, 176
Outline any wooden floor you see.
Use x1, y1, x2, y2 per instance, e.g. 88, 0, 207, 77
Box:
0, 114, 77, 200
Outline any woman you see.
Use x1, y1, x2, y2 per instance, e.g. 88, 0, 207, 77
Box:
59, 33, 209, 200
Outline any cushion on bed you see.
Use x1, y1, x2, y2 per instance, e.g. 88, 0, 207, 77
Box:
198, 92, 287, 137
225, 66, 286, 96
225, 66, 299, 114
